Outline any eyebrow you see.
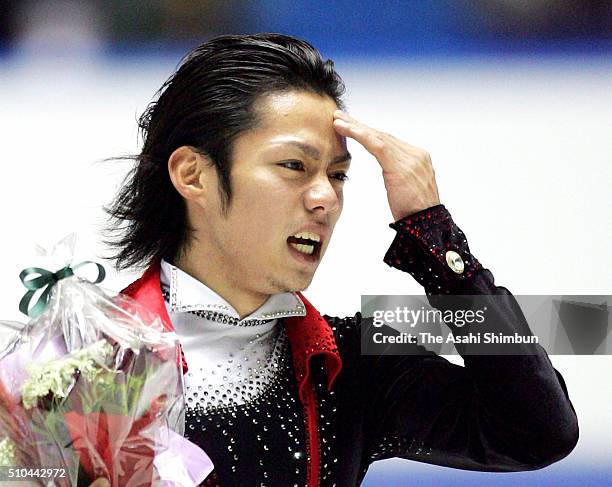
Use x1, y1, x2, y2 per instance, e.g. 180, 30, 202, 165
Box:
287, 141, 352, 166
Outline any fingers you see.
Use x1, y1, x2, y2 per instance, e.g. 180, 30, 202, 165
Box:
333, 111, 422, 158
333, 110, 385, 156
332, 110, 440, 218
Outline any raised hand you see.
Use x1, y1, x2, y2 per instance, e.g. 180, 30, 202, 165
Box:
333, 110, 440, 220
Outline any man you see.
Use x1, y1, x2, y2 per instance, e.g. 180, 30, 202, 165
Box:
102, 33, 578, 486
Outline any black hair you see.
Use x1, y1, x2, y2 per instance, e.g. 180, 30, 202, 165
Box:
101, 33, 345, 272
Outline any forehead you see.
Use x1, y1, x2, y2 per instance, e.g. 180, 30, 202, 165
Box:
255, 90, 338, 119
249, 90, 346, 152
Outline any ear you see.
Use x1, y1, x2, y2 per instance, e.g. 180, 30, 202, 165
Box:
168, 146, 213, 203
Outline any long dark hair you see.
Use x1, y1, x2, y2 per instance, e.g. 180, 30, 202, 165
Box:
101, 33, 345, 272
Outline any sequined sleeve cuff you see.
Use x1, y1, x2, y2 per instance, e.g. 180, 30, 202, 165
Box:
383, 204, 484, 294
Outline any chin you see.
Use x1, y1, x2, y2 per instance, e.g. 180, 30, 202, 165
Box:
283, 281, 311, 294
291, 282, 310, 293
294, 271, 316, 290
268, 274, 313, 294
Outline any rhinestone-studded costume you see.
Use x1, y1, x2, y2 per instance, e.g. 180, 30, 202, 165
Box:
121, 204, 578, 487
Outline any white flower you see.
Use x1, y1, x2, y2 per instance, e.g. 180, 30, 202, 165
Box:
0, 437, 17, 466
20, 340, 113, 410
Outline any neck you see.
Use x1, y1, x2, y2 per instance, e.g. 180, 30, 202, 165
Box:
173, 250, 269, 320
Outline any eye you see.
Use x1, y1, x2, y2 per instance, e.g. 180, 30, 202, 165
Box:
279, 160, 305, 171
330, 172, 349, 182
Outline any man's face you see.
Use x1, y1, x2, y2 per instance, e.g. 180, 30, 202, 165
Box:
198, 90, 350, 296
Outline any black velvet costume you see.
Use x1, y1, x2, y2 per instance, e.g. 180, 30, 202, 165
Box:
173, 204, 579, 486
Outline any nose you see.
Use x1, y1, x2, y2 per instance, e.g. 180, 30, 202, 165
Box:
303, 176, 341, 215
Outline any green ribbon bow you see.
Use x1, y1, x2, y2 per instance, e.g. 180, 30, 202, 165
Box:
19, 261, 106, 318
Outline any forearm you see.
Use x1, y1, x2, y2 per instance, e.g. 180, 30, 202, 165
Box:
382, 204, 579, 467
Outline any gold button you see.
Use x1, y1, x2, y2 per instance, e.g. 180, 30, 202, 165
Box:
445, 250, 465, 274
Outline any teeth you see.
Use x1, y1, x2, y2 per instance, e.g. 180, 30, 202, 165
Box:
290, 243, 315, 255
291, 232, 321, 242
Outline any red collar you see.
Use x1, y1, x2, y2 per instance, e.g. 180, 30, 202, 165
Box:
120, 260, 342, 401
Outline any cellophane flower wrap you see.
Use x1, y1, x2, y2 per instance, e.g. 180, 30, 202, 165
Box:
0, 235, 213, 486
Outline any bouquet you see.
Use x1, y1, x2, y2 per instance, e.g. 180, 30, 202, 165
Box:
0, 235, 213, 486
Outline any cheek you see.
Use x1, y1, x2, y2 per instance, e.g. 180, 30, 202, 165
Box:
229, 193, 288, 245
335, 188, 344, 213
327, 191, 343, 231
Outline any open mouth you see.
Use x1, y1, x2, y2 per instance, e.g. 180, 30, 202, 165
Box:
287, 234, 322, 261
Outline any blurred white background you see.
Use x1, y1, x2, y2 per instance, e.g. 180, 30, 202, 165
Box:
0, 0, 610, 484
0, 56, 610, 478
